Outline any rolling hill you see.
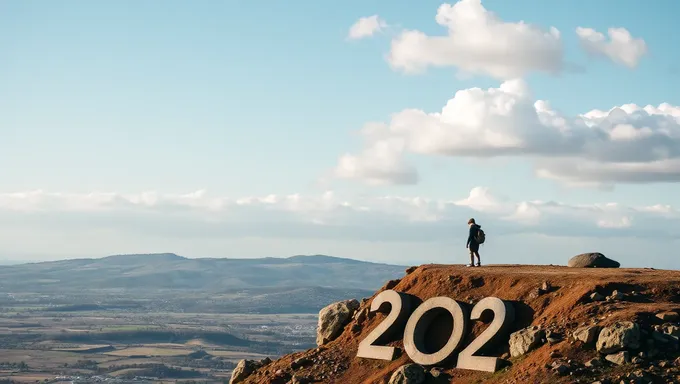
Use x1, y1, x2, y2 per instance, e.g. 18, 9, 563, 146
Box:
0, 253, 405, 291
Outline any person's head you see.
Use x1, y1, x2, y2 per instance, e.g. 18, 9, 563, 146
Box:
468, 218, 476, 226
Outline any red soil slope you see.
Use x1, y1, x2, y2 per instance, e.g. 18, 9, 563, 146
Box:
241, 264, 680, 384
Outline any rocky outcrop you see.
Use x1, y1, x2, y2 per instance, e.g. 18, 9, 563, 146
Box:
567, 252, 620, 268
236, 265, 680, 384
316, 299, 360, 346
229, 359, 261, 384
573, 325, 601, 345
509, 326, 546, 357
596, 321, 641, 354
388, 363, 426, 384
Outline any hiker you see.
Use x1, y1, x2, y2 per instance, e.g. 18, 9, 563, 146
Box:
466, 218, 484, 267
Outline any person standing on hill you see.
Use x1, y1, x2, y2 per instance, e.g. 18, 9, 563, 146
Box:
466, 218, 483, 267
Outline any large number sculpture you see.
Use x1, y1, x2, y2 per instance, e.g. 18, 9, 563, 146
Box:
356, 290, 515, 373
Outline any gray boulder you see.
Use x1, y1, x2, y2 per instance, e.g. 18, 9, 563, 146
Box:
229, 359, 261, 384
573, 325, 601, 345
567, 252, 620, 268
509, 326, 546, 357
596, 321, 641, 354
605, 351, 630, 365
316, 299, 360, 346
388, 363, 426, 384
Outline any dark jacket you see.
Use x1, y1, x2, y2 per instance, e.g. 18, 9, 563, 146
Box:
467, 224, 481, 247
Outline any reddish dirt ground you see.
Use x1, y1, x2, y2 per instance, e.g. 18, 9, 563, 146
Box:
240, 264, 680, 384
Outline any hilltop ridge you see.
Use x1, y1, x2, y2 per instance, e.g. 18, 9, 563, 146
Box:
0, 253, 405, 292
236, 264, 680, 384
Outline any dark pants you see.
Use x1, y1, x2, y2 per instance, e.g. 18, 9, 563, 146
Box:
469, 242, 480, 265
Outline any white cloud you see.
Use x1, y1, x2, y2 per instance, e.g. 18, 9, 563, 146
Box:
333, 80, 680, 187
1, 188, 678, 241
334, 134, 419, 185
576, 27, 648, 68
2, 188, 680, 267
347, 15, 387, 40
387, 0, 565, 79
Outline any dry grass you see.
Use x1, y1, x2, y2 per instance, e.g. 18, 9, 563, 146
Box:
105, 346, 193, 357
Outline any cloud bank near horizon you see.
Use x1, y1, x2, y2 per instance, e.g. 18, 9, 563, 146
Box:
1, 188, 678, 242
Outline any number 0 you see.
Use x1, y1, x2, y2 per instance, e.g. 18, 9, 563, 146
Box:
403, 296, 468, 366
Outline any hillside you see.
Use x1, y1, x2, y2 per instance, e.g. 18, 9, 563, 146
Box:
236, 264, 680, 384
0, 253, 405, 291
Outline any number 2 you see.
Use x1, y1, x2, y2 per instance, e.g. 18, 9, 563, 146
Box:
356, 289, 414, 360
456, 297, 515, 372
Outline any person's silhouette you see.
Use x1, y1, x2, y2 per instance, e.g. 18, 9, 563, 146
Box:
466, 218, 482, 267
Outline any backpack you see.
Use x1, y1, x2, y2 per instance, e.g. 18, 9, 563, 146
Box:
475, 227, 486, 244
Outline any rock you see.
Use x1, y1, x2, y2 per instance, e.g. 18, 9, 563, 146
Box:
383, 279, 400, 290
585, 358, 602, 367
388, 363, 426, 384
631, 356, 643, 364
661, 324, 680, 338
608, 290, 625, 301
547, 331, 563, 345
596, 321, 641, 354
509, 326, 546, 357
590, 292, 606, 302
567, 253, 620, 268
290, 375, 310, 384
605, 351, 630, 366
230, 359, 261, 384
657, 311, 680, 322
540, 281, 552, 293
574, 325, 602, 345
291, 357, 312, 369
354, 308, 368, 323
316, 299, 360, 346
552, 363, 570, 376
260, 357, 272, 365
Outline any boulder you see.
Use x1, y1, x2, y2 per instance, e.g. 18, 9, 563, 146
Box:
596, 321, 641, 354
229, 359, 261, 384
567, 253, 620, 268
388, 364, 426, 384
605, 351, 630, 365
590, 292, 605, 301
573, 325, 601, 345
316, 299, 360, 346
657, 311, 680, 322
509, 326, 546, 357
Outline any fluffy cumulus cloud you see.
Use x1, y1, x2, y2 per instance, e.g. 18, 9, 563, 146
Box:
386, 0, 565, 79
334, 80, 680, 187
1, 188, 679, 243
347, 15, 388, 40
576, 27, 648, 68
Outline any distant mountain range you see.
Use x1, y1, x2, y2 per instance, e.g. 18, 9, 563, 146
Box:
0, 253, 406, 292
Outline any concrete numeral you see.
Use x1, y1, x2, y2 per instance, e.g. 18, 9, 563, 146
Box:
456, 297, 515, 373
403, 296, 468, 366
356, 289, 413, 361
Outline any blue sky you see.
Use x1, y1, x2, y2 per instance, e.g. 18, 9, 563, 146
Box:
2, 0, 680, 268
